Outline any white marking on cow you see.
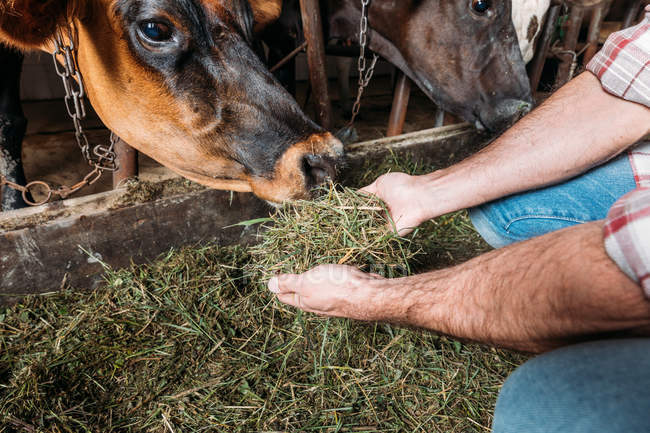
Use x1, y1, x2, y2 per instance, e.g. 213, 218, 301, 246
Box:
512, 0, 551, 63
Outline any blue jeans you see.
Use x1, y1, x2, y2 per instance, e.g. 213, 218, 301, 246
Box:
469, 154, 637, 248
468, 157, 648, 431
492, 339, 650, 433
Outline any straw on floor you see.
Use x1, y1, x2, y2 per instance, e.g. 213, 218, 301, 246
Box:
0, 155, 526, 432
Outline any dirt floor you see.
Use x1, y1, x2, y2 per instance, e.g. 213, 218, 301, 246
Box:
19, 72, 450, 203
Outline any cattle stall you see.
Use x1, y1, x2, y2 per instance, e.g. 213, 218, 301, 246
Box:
2, 1, 648, 432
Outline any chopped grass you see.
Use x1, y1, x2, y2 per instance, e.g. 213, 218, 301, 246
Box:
249, 184, 418, 280
0, 154, 527, 432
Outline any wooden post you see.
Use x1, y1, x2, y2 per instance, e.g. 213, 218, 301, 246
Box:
528, 5, 561, 95
386, 72, 411, 137
112, 138, 138, 189
584, 3, 607, 64
299, 0, 333, 130
623, 0, 645, 28
556, 6, 585, 87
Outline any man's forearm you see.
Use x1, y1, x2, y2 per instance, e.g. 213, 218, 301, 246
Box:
375, 222, 650, 353
415, 72, 650, 219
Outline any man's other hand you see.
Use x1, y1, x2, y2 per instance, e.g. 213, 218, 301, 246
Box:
268, 265, 388, 321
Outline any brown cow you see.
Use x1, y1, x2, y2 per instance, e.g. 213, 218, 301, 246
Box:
0, 0, 342, 210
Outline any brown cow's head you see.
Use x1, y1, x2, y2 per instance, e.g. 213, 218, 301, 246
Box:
329, 0, 533, 133
0, 0, 343, 203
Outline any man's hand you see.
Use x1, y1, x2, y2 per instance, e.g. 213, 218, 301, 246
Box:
361, 172, 435, 235
268, 265, 387, 321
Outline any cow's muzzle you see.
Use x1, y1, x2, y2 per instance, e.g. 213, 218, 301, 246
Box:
248, 132, 345, 203
477, 98, 533, 133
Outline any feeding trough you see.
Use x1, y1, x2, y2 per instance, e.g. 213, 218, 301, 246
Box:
0, 124, 481, 303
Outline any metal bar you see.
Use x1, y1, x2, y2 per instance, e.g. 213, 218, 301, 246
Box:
528, 5, 562, 95
299, 0, 333, 130
386, 72, 411, 137
584, 3, 607, 63
270, 41, 308, 73
112, 138, 138, 189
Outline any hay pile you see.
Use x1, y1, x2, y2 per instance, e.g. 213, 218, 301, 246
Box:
249, 184, 418, 280
0, 155, 522, 432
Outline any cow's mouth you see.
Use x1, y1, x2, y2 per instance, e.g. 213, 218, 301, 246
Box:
405, 68, 533, 134
475, 99, 533, 134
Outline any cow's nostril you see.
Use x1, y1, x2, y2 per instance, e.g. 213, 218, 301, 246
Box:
303, 154, 336, 187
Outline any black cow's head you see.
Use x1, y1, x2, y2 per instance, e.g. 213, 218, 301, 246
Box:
329, 0, 534, 132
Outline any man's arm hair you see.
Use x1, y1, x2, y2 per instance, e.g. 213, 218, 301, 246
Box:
377, 221, 650, 353
413, 72, 650, 220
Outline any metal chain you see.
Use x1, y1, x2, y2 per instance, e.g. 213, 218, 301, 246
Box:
552, 41, 590, 81
1, 26, 118, 207
1, 133, 119, 206
348, 0, 380, 127
52, 27, 117, 171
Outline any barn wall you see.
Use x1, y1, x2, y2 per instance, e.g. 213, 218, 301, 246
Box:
20, 52, 66, 101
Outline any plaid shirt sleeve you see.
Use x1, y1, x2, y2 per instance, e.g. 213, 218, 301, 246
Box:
586, 9, 650, 108
586, 9, 650, 298
603, 188, 650, 298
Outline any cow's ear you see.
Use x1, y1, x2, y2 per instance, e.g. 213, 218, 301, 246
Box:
248, 0, 282, 33
0, 0, 80, 50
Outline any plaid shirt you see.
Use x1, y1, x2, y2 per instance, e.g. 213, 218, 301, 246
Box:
586, 8, 650, 297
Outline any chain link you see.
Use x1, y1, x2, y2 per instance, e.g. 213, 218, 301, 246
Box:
1, 25, 119, 207
348, 0, 380, 127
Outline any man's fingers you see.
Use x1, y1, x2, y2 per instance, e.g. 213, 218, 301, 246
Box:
277, 292, 300, 308
268, 274, 301, 295
277, 292, 324, 316
397, 225, 415, 237
268, 276, 282, 294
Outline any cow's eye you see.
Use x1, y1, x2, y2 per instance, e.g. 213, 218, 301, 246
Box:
471, 0, 491, 14
139, 21, 173, 42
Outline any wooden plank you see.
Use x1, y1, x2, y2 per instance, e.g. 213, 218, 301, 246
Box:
347, 123, 476, 163
1, 189, 269, 304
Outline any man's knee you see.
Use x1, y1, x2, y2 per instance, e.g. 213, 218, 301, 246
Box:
469, 154, 637, 249
492, 339, 650, 433
469, 203, 583, 249
468, 205, 520, 249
